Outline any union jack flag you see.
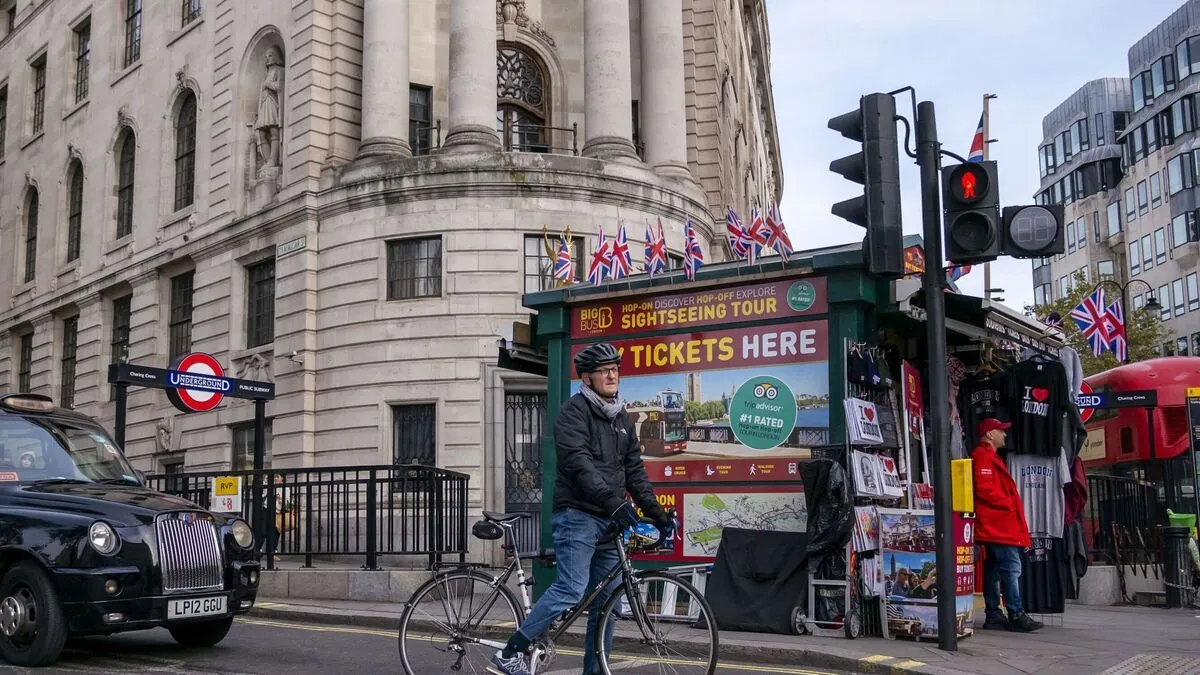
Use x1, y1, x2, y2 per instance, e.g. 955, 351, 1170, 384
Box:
1070, 287, 1114, 356
726, 209, 752, 260
747, 207, 768, 264
609, 222, 633, 280
552, 235, 574, 284
1105, 297, 1128, 361
683, 219, 704, 281
967, 113, 985, 163
587, 225, 612, 285
763, 199, 793, 262
946, 264, 972, 283
645, 219, 667, 276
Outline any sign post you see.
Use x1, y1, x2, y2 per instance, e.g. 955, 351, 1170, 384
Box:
1187, 387, 1200, 518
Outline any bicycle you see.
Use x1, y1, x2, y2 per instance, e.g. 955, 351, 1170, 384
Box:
397, 509, 719, 674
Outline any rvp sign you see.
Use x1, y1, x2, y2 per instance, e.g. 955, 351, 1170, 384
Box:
211, 475, 241, 513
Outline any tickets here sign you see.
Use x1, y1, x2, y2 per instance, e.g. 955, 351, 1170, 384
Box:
211, 475, 241, 513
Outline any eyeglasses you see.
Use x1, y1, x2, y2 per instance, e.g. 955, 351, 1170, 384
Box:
592, 366, 620, 377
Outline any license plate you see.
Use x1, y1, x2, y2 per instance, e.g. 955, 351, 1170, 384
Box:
167, 595, 226, 620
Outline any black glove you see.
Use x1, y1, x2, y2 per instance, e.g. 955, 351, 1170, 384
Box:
653, 507, 678, 534
611, 501, 640, 530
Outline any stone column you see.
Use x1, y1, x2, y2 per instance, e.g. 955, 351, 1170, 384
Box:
582, 0, 639, 161
358, 0, 412, 158
442, 0, 500, 152
640, 0, 692, 181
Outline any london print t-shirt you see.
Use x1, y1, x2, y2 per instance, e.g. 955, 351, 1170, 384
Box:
1007, 359, 1071, 455
1006, 450, 1071, 539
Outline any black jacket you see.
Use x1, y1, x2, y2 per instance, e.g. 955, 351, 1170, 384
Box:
552, 392, 665, 521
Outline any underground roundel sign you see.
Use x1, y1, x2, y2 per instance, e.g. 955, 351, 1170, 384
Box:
165, 352, 230, 413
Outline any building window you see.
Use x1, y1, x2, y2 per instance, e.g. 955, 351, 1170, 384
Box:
17, 334, 33, 393
1150, 173, 1162, 208
1093, 211, 1101, 243
169, 271, 194, 359
1106, 200, 1121, 237
246, 259, 276, 348
1172, 213, 1193, 249
386, 236, 442, 300
31, 56, 45, 135
1174, 278, 1186, 317
1168, 153, 1194, 194
524, 234, 583, 292
0, 86, 7, 162
1137, 180, 1149, 214
174, 92, 197, 211
182, 0, 201, 26
1130, 238, 1141, 275
1095, 113, 1106, 146
1034, 284, 1051, 306
116, 130, 136, 239
1098, 260, 1115, 281
24, 189, 37, 284
1155, 228, 1167, 264
1067, 220, 1076, 253
1160, 284, 1171, 320
392, 403, 436, 466
1142, 234, 1153, 270
74, 19, 90, 103
1125, 188, 1136, 222
1134, 294, 1145, 311
1076, 216, 1086, 248
110, 295, 132, 366
66, 161, 83, 263
496, 44, 548, 152
409, 84, 432, 155
1188, 272, 1199, 312
1194, 333, 1200, 355
124, 0, 142, 67
232, 421, 273, 471
60, 316, 79, 409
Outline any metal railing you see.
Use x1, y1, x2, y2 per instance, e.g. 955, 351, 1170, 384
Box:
1084, 474, 1163, 565
411, 120, 442, 156
502, 120, 579, 155
145, 464, 469, 571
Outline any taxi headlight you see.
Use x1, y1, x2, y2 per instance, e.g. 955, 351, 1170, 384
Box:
89, 521, 120, 555
230, 519, 254, 548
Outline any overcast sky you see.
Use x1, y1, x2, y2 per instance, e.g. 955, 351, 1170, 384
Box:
765, 0, 1185, 311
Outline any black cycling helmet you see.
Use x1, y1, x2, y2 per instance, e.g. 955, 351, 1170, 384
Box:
574, 342, 621, 376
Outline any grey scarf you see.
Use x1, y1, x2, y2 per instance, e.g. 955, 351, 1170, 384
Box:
582, 384, 624, 420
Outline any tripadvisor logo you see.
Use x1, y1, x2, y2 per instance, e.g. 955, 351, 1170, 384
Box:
787, 281, 816, 312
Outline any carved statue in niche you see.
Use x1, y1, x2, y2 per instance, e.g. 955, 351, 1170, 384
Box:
236, 352, 272, 384
156, 416, 174, 454
254, 46, 284, 176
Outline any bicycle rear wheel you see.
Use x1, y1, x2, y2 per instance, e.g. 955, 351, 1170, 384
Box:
596, 570, 719, 675
397, 569, 523, 675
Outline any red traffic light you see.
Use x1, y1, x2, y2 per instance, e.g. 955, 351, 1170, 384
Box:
948, 163, 990, 205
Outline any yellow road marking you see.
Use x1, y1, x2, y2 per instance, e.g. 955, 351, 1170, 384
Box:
861, 654, 895, 663
892, 660, 927, 670
237, 617, 839, 674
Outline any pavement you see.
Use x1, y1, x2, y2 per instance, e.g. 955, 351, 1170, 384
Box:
246, 596, 1200, 675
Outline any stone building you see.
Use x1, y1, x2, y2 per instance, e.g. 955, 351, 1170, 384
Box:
0, 0, 781, 526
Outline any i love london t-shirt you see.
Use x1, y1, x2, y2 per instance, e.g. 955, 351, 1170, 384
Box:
1007, 359, 1070, 456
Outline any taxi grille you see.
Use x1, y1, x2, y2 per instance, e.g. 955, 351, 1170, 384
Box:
156, 513, 224, 593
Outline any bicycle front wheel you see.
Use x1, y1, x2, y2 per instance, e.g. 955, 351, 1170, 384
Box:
596, 570, 719, 675
397, 569, 523, 675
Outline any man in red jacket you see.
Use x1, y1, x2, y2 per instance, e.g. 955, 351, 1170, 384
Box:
971, 418, 1041, 632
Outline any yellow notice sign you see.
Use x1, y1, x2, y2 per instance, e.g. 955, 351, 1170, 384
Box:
214, 476, 240, 496
1187, 387, 1200, 398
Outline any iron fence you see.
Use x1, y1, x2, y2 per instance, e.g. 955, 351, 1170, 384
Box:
1084, 473, 1163, 565
145, 464, 469, 571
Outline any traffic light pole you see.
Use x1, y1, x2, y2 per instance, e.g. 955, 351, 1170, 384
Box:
916, 100, 958, 652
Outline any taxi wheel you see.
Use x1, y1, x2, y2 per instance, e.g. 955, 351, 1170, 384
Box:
0, 562, 68, 667
168, 616, 234, 647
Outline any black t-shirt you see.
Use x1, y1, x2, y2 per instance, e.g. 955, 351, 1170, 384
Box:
1020, 537, 1067, 614
958, 371, 1011, 439
1006, 358, 1071, 456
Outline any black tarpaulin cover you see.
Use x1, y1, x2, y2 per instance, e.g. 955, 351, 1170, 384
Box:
704, 527, 811, 634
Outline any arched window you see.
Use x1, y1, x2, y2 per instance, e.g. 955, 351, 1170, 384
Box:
174, 92, 197, 211
496, 45, 548, 152
24, 188, 38, 283
116, 130, 136, 239
67, 161, 83, 262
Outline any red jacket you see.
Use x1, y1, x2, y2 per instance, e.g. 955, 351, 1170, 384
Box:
970, 442, 1031, 548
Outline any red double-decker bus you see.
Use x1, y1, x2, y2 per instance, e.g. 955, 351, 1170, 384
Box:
1081, 356, 1200, 514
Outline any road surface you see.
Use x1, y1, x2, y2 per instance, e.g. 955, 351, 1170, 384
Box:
0, 616, 850, 674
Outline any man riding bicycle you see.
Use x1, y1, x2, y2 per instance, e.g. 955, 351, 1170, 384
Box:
491, 342, 676, 675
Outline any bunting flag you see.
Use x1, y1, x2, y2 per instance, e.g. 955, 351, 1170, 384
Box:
726, 209, 752, 261
609, 222, 633, 280
1070, 287, 1113, 357
587, 225, 612, 285
644, 219, 667, 276
763, 199, 794, 262
747, 206, 767, 264
552, 233, 574, 284
967, 113, 985, 163
683, 219, 704, 281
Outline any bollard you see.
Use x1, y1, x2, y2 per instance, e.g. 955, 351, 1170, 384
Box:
1164, 525, 1190, 609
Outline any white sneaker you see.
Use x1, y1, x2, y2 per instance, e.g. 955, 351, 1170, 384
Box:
488, 650, 532, 675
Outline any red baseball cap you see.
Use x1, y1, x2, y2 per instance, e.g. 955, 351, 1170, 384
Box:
977, 418, 1011, 437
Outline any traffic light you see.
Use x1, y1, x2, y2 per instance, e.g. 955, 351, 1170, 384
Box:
828, 93, 904, 278
941, 161, 1001, 265
1001, 204, 1065, 258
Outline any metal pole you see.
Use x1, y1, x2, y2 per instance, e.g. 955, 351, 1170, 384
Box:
1122, 282, 1131, 364
253, 399, 268, 567
982, 94, 993, 297
114, 382, 128, 449
917, 100, 958, 652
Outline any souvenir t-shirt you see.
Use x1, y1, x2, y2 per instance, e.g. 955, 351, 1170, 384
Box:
1019, 537, 1068, 614
957, 371, 1011, 439
1006, 358, 1072, 455
1006, 450, 1071, 539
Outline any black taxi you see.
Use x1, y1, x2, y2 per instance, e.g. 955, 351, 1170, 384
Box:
0, 393, 260, 667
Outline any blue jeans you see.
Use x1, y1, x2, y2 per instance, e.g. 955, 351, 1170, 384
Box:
982, 543, 1023, 617
517, 508, 621, 675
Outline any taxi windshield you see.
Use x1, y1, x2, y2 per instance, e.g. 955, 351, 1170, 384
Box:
0, 417, 137, 484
